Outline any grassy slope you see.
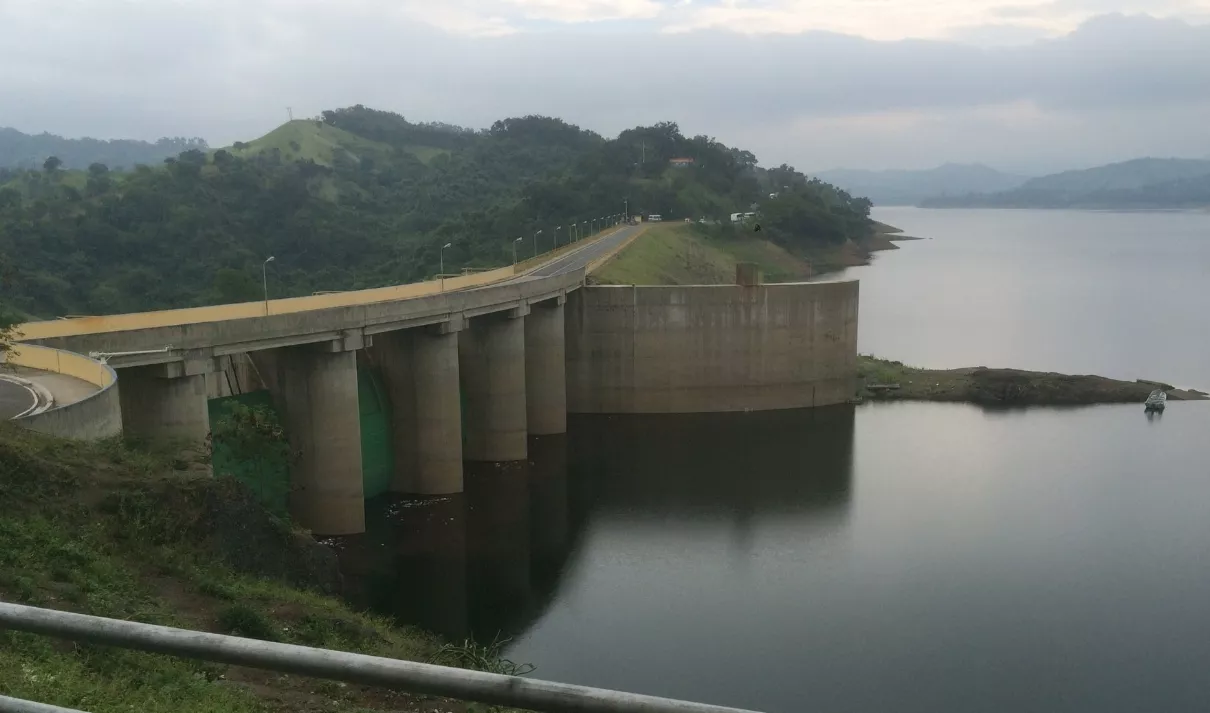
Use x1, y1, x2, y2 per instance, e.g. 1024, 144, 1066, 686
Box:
0, 427, 501, 713
593, 223, 816, 285
224, 121, 447, 167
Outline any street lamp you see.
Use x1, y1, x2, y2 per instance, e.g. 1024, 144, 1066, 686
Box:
624, 198, 629, 221
262, 256, 275, 316
440, 242, 452, 291
554, 225, 562, 249
533, 229, 542, 258
513, 236, 523, 266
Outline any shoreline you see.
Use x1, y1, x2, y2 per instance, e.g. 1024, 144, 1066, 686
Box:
858, 356, 1208, 406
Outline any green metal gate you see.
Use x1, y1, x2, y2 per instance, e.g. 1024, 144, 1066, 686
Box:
357, 364, 394, 499
209, 366, 395, 513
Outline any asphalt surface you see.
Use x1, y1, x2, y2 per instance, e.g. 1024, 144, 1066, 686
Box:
0, 377, 37, 420
521, 224, 643, 279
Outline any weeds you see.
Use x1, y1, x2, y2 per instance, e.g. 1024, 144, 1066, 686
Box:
431, 635, 536, 677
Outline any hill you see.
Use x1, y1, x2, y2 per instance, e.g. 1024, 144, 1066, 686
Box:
0, 106, 873, 319
922, 157, 1210, 208
0, 127, 206, 170
815, 163, 1028, 206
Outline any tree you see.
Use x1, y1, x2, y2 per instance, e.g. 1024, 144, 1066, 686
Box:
213, 268, 261, 303
0, 305, 17, 355
42, 156, 62, 173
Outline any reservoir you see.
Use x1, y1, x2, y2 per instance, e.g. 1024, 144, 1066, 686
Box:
343, 207, 1210, 713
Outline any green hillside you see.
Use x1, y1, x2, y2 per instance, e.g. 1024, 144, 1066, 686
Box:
0, 127, 205, 170
922, 157, 1210, 208
595, 222, 884, 286
224, 120, 447, 168
0, 106, 873, 318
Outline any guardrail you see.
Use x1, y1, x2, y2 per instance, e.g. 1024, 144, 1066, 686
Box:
0, 601, 762, 713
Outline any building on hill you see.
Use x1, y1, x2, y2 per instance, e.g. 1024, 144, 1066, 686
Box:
669, 157, 695, 167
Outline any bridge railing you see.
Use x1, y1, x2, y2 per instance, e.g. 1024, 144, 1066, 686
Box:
0, 601, 762, 713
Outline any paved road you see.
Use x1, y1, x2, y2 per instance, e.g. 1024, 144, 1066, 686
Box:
522, 224, 643, 279
0, 376, 37, 420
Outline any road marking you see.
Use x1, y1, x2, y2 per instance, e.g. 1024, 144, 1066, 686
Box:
0, 375, 42, 419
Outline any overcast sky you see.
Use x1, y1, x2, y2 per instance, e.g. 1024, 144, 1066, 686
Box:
3, 0, 1210, 173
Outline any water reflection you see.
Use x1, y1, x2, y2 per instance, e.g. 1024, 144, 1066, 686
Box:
340, 405, 856, 647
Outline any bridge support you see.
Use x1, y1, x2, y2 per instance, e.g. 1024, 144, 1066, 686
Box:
117, 362, 212, 448
375, 323, 464, 495
273, 336, 365, 536
459, 308, 528, 462
524, 298, 567, 435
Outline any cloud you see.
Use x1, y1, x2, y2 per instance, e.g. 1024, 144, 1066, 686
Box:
1, 2, 1208, 172
664, 0, 1210, 39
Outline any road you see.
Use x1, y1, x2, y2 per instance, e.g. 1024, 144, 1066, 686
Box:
521, 224, 642, 278
0, 376, 38, 420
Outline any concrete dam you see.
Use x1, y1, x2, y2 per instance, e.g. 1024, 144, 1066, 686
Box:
8, 228, 859, 536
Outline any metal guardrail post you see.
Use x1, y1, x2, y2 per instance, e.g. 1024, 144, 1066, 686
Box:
0, 602, 762, 713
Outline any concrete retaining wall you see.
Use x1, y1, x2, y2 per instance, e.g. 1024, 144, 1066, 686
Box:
566, 281, 859, 413
8, 344, 122, 440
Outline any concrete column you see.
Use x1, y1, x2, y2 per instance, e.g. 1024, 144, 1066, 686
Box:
524, 299, 567, 435
118, 362, 212, 447
376, 324, 464, 495
459, 309, 528, 462
274, 339, 365, 536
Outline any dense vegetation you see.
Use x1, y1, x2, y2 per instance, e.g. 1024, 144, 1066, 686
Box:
0, 127, 206, 171
0, 107, 871, 319
921, 157, 1210, 208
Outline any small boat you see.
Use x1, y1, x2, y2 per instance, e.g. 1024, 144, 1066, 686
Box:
1144, 389, 1167, 412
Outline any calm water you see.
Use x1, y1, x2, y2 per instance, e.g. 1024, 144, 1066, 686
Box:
343, 208, 1210, 713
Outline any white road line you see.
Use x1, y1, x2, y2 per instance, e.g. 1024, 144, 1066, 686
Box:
1, 375, 43, 419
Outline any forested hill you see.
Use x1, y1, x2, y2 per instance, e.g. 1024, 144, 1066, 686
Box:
0, 127, 206, 170
921, 157, 1210, 208
0, 106, 872, 319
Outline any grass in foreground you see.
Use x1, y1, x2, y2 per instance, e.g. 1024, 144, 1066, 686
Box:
0, 426, 518, 713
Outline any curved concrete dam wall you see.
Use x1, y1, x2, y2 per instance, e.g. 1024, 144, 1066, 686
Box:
566, 281, 859, 413
7, 343, 123, 440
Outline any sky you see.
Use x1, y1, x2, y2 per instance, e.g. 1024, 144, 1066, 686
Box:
2, 0, 1210, 173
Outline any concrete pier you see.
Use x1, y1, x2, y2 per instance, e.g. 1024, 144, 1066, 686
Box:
273, 339, 365, 535
376, 326, 464, 495
459, 310, 528, 462
117, 363, 211, 446
524, 299, 567, 435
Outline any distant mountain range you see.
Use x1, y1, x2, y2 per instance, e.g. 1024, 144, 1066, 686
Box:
920, 158, 1210, 209
0, 127, 207, 170
814, 163, 1029, 206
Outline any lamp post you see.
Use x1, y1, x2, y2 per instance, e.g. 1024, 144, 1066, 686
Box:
513, 236, 523, 266
440, 242, 452, 291
554, 225, 562, 250
624, 198, 629, 221
533, 229, 542, 258
262, 256, 275, 316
